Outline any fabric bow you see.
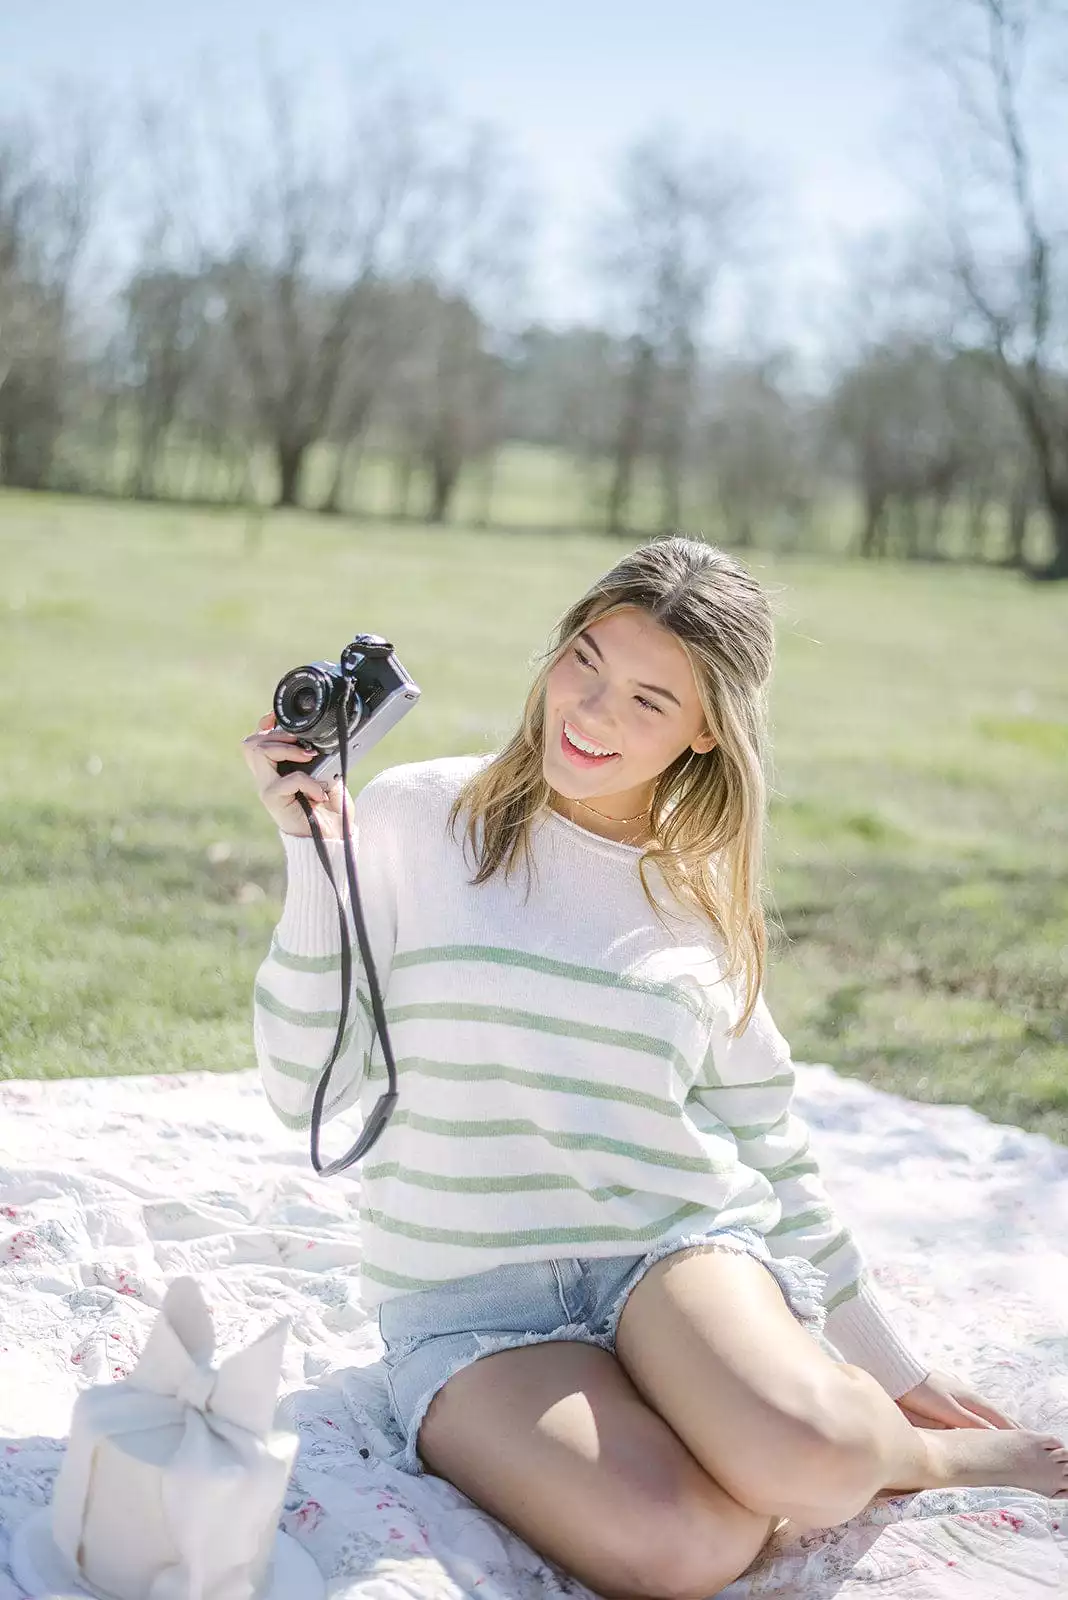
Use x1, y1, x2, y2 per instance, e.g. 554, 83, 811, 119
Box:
51, 1277, 296, 1600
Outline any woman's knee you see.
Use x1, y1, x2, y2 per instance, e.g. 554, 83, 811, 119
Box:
610, 1484, 780, 1599
722, 1365, 885, 1520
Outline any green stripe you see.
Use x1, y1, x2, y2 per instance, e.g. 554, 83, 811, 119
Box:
393, 943, 716, 1028
270, 938, 724, 1040
267, 1055, 326, 1084
266, 1044, 387, 1085
387, 1000, 692, 1079
264, 1008, 363, 1078
759, 1139, 817, 1182
688, 1074, 794, 1112
362, 1202, 782, 1294
824, 1275, 862, 1315
688, 1072, 795, 1107
393, 1055, 682, 1118
270, 938, 342, 973
766, 1205, 834, 1237
729, 1111, 792, 1139
361, 1160, 637, 1201
363, 1260, 457, 1292
810, 1227, 853, 1269
260, 988, 695, 1087
260, 1079, 354, 1130
365, 1200, 708, 1250
687, 1091, 795, 1142
255, 983, 373, 1029
385, 1107, 736, 1175
762, 1156, 819, 1184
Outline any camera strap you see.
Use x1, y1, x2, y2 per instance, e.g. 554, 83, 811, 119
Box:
294, 692, 398, 1175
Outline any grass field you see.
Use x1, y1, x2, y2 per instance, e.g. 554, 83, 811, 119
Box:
2, 490, 1066, 1145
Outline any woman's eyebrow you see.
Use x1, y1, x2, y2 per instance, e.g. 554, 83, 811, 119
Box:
578, 630, 682, 708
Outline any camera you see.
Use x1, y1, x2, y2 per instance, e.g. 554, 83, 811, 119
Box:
273, 633, 421, 786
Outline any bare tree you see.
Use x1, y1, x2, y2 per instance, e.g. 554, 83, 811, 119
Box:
110, 95, 213, 499
704, 355, 815, 550
592, 129, 763, 534
385, 123, 530, 523
201, 57, 440, 508
905, 0, 1068, 577
828, 340, 964, 559
0, 100, 99, 489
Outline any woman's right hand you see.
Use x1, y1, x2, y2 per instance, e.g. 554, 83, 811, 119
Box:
241, 712, 350, 840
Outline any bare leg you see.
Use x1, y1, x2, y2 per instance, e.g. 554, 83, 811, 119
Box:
782, 1364, 1068, 1531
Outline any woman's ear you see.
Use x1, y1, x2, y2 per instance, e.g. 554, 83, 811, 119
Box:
691, 730, 717, 755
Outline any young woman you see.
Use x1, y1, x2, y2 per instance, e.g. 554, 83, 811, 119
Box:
243, 536, 1067, 1600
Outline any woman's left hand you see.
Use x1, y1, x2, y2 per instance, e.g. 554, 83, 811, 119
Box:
895, 1367, 1022, 1430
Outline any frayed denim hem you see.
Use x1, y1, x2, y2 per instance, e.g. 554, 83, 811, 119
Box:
392, 1320, 615, 1478
601, 1228, 831, 1350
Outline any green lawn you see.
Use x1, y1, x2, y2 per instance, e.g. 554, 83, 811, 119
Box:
2, 491, 1066, 1144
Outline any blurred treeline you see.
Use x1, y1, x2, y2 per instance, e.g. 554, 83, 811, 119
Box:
2, 1, 1067, 578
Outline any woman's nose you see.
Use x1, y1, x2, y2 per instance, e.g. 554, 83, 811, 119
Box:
579, 689, 615, 731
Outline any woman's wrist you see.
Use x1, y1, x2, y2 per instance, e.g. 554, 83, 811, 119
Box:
274, 831, 350, 957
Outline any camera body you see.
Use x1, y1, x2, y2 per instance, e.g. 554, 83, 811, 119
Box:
273, 633, 420, 785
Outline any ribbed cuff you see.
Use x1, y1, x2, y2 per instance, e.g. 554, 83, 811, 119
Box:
824, 1278, 931, 1400
275, 831, 350, 957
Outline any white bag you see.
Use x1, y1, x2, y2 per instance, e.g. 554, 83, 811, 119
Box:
12, 1276, 324, 1600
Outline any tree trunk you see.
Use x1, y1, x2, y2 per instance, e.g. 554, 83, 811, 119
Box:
658, 439, 683, 534
320, 400, 373, 514
1035, 500, 1068, 580
656, 347, 694, 534
427, 449, 461, 523
275, 437, 307, 508
392, 452, 415, 519
902, 494, 920, 560
607, 339, 655, 535
1005, 494, 1029, 568
968, 494, 990, 560
926, 491, 949, 558
474, 449, 498, 528
860, 491, 885, 558
319, 441, 350, 515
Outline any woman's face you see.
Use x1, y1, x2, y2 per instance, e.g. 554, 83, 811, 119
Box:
542, 606, 716, 814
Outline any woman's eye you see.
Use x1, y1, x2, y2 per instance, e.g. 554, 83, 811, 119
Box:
573, 649, 661, 713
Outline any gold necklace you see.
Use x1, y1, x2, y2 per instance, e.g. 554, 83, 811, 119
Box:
569, 795, 650, 825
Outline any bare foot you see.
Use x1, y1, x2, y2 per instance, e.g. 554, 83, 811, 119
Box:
922, 1428, 1068, 1498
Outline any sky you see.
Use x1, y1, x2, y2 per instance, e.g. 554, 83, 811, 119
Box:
0, 1, 920, 352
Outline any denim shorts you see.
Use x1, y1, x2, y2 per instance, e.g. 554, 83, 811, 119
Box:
376, 1224, 834, 1477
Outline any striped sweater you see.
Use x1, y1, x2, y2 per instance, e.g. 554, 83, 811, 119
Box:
252, 753, 931, 1399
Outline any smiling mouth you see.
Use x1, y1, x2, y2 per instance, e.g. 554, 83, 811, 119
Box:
560, 720, 621, 763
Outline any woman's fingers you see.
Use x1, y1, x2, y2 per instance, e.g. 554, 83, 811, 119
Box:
264, 770, 329, 805
243, 727, 304, 751
242, 714, 347, 835
241, 728, 311, 782
256, 741, 317, 762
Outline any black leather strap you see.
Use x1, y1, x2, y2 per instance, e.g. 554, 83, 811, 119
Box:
295, 690, 398, 1175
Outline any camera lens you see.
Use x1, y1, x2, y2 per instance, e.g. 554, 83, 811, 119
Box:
274, 666, 332, 738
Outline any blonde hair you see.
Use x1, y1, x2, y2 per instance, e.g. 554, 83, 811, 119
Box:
446, 534, 778, 1035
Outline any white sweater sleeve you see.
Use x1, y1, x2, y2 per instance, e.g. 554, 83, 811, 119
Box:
690, 985, 932, 1400
251, 776, 399, 1133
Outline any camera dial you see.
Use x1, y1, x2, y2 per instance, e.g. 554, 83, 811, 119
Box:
341, 634, 393, 672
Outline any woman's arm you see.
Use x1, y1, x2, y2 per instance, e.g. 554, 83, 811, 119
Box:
688, 986, 931, 1400
252, 774, 399, 1132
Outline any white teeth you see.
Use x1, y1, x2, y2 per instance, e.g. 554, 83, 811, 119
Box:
564, 722, 617, 758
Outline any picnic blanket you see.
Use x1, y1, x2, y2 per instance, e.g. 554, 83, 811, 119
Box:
1, 1063, 1066, 1599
